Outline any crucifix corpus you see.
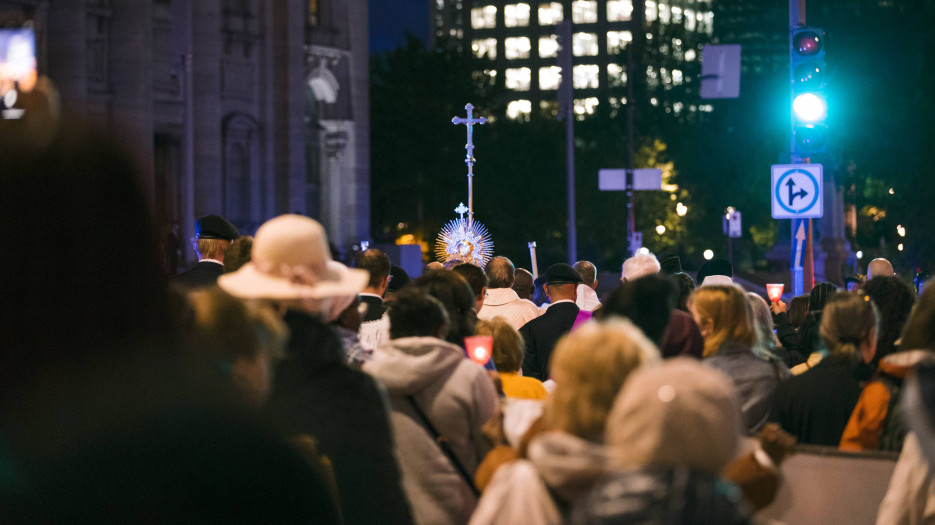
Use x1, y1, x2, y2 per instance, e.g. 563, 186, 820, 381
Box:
435, 103, 494, 266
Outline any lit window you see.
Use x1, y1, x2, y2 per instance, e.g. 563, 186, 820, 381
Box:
505, 37, 531, 59
646, 1, 657, 21
573, 97, 599, 116
539, 35, 559, 58
671, 5, 683, 23
505, 4, 531, 27
505, 68, 531, 90
607, 0, 633, 21
658, 3, 670, 23
573, 64, 599, 89
572, 32, 598, 56
685, 48, 696, 61
685, 9, 696, 30
539, 66, 562, 90
538, 2, 563, 24
507, 99, 532, 119
606, 31, 631, 55
471, 5, 497, 28
472, 38, 497, 59
572, 0, 597, 23
672, 69, 683, 85
704, 12, 714, 35
607, 63, 627, 87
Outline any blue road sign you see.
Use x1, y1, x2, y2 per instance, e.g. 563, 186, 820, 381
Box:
791, 218, 807, 269
771, 164, 823, 219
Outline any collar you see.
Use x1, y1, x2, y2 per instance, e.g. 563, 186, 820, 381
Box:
359, 292, 384, 302
483, 287, 522, 306
198, 258, 223, 265
549, 299, 577, 306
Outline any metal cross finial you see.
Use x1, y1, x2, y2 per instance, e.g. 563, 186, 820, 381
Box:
452, 103, 487, 226
454, 202, 469, 220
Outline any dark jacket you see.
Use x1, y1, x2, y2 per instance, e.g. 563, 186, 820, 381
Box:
569, 466, 751, 525
267, 310, 414, 525
769, 353, 861, 446
520, 301, 580, 381
360, 294, 388, 322
705, 340, 790, 434
174, 261, 224, 289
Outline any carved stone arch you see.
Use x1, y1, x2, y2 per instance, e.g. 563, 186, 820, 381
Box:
222, 112, 262, 232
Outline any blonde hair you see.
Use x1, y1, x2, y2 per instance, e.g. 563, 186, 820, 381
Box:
475, 317, 524, 372
689, 285, 757, 357
820, 292, 878, 358
196, 237, 232, 260
540, 319, 660, 441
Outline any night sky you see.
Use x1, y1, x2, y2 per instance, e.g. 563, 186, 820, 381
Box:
369, 0, 430, 54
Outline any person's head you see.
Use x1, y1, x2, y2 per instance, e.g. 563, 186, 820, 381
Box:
184, 288, 287, 406
862, 276, 915, 360
452, 263, 488, 312
485, 256, 516, 289
688, 285, 757, 358
383, 265, 411, 304
544, 263, 583, 302
868, 258, 895, 280
424, 261, 445, 272
443, 258, 465, 270
412, 270, 476, 346
656, 247, 682, 275
787, 294, 810, 329
475, 318, 524, 373
193, 214, 240, 261
746, 292, 777, 351
0, 119, 174, 378
541, 319, 660, 441
672, 272, 696, 312
598, 275, 676, 345
844, 275, 862, 292
328, 294, 363, 332
605, 357, 742, 473
695, 257, 733, 287
820, 292, 879, 363
388, 288, 449, 340
513, 268, 534, 300
621, 252, 660, 282
901, 278, 935, 351
573, 260, 598, 289
224, 236, 254, 273
356, 249, 392, 296
808, 282, 838, 312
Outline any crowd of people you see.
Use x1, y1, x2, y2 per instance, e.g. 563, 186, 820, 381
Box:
6, 121, 935, 524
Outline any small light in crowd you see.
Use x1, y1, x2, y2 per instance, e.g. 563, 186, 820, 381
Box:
766, 283, 784, 302
897, 225, 906, 237
703, 249, 714, 260
724, 206, 735, 220
464, 335, 493, 366
889, 188, 895, 195
898, 243, 904, 252
638, 247, 650, 255
655, 224, 666, 235
856, 250, 863, 259
676, 202, 688, 216
360, 241, 369, 251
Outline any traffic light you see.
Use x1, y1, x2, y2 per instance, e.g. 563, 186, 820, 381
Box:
790, 28, 827, 156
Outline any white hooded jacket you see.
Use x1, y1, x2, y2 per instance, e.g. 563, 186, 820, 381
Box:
365, 336, 498, 525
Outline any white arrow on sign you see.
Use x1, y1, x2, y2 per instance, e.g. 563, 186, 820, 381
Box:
794, 220, 806, 268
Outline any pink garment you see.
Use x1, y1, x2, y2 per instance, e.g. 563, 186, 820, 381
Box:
571, 310, 593, 332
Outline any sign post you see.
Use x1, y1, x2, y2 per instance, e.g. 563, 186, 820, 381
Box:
599, 169, 663, 256
772, 163, 822, 295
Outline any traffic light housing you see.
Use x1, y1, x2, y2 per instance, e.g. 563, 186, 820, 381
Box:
790, 28, 827, 156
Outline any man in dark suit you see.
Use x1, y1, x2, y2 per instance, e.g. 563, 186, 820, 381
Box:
520, 263, 583, 381
356, 249, 391, 322
175, 214, 240, 289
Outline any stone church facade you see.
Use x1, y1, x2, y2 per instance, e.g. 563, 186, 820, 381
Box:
0, 0, 369, 266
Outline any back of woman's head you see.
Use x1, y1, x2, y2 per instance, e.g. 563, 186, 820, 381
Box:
599, 275, 676, 344
820, 292, 879, 358
746, 292, 777, 350
787, 295, 810, 329
689, 285, 756, 357
540, 319, 660, 441
900, 277, 935, 351
388, 288, 450, 339
862, 276, 915, 358
809, 282, 838, 312
412, 269, 476, 346
475, 317, 524, 372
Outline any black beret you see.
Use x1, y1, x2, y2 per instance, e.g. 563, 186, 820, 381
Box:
195, 214, 240, 240
545, 263, 583, 285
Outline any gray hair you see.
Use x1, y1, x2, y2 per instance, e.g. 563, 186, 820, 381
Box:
621, 253, 661, 281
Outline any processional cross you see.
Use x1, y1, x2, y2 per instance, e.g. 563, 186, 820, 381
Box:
451, 103, 487, 227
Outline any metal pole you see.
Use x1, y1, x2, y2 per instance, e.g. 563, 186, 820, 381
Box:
625, 28, 636, 256
566, 87, 576, 263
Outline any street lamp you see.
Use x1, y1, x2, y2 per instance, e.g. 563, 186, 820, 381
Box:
676, 202, 688, 216
703, 249, 714, 260
897, 225, 906, 237
655, 225, 666, 235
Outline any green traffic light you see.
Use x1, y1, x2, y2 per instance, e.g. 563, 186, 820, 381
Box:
793, 93, 827, 123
